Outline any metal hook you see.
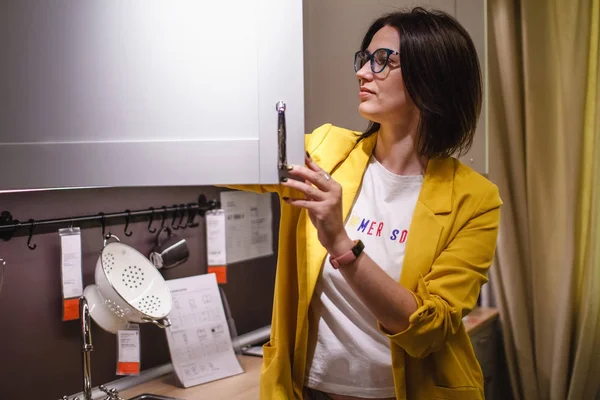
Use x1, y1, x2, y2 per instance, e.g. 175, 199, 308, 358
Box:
198, 194, 208, 217
177, 204, 186, 229
99, 212, 107, 239
184, 204, 193, 228
171, 204, 181, 230
160, 206, 167, 229
27, 219, 37, 250
148, 207, 157, 233
186, 203, 200, 228
124, 209, 133, 237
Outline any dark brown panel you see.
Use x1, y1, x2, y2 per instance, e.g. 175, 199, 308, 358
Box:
0, 186, 280, 400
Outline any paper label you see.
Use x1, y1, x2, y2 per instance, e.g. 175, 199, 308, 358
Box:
206, 210, 227, 265
206, 210, 227, 283
117, 325, 141, 375
60, 228, 83, 321
219, 191, 273, 264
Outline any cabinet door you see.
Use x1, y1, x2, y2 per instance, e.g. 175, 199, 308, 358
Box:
470, 323, 498, 400
0, 0, 304, 190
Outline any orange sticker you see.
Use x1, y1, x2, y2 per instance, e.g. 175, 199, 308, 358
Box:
208, 265, 227, 284
117, 362, 140, 375
63, 298, 80, 321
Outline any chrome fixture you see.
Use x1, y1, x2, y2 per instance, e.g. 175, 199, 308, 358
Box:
276, 101, 288, 171
81, 296, 94, 400
60, 297, 123, 400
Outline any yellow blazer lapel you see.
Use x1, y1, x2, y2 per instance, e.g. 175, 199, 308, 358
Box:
292, 132, 376, 384
305, 134, 378, 301
400, 158, 455, 289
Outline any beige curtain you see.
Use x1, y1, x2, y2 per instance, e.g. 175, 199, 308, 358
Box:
488, 0, 600, 399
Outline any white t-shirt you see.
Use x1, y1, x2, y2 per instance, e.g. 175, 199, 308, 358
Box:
305, 156, 423, 398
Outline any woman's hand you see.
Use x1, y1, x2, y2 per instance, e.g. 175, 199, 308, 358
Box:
280, 154, 354, 256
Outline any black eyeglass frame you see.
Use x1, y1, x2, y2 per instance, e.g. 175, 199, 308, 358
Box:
353, 48, 400, 74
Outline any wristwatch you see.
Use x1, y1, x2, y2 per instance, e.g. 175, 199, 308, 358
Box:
330, 239, 365, 269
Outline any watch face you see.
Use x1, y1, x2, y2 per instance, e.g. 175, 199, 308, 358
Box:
351, 240, 365, 257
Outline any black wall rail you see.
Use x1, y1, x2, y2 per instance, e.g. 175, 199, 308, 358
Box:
0, 194, 220, 249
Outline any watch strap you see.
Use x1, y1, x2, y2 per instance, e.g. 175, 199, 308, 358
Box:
330, 240, 364, 269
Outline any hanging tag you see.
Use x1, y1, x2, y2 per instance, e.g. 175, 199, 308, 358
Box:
206, 209, 227, 284
59, 227, 83, 321
116, 324, 141, 375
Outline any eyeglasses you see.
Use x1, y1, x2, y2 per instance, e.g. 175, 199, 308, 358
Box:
354, 48, 400, 74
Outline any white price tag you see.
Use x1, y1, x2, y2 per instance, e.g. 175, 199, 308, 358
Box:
206, 209, 227, 284
59, 227, 83, 321
116, 324, 141, 375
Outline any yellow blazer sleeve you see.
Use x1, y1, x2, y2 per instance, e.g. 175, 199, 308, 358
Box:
382, 186, 502, 358
217, 183, 280, 195
216, 123, 333, 196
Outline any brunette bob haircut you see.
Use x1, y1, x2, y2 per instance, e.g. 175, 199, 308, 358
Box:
359, 7, 482, 159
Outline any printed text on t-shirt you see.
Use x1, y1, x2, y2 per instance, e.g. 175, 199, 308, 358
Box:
349, 214, 409, 244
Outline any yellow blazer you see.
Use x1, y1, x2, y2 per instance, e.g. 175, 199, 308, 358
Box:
225, 124, 502, 399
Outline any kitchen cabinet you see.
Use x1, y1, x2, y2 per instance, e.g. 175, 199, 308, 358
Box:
303, 0, 488, 174
472, 323, 499, 399
465, 307, 500, 400
0, 0, 304, 190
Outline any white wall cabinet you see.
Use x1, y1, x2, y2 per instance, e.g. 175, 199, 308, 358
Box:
303, 0, 488, 174
0, 0, 487, 191
0, 0, 305, 190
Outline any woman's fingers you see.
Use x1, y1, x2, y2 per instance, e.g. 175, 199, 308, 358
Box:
286, 163, 332, 191
282, 196, 315, 210
305, 153, 322, 173
281, 176, 326, 200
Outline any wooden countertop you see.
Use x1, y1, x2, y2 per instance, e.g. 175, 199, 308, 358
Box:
462, 306, 499, 336
119, 355, 263, 400
120, 307, 499, 400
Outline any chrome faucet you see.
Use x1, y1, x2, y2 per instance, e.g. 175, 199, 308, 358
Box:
80, 296, 94, 400
59, 297, 125, 400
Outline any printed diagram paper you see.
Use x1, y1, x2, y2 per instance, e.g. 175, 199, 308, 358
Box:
220, 190, 273, 264
165, 274, 243, 387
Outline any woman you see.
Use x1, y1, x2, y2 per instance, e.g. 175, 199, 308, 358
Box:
226, 7, 502, 400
